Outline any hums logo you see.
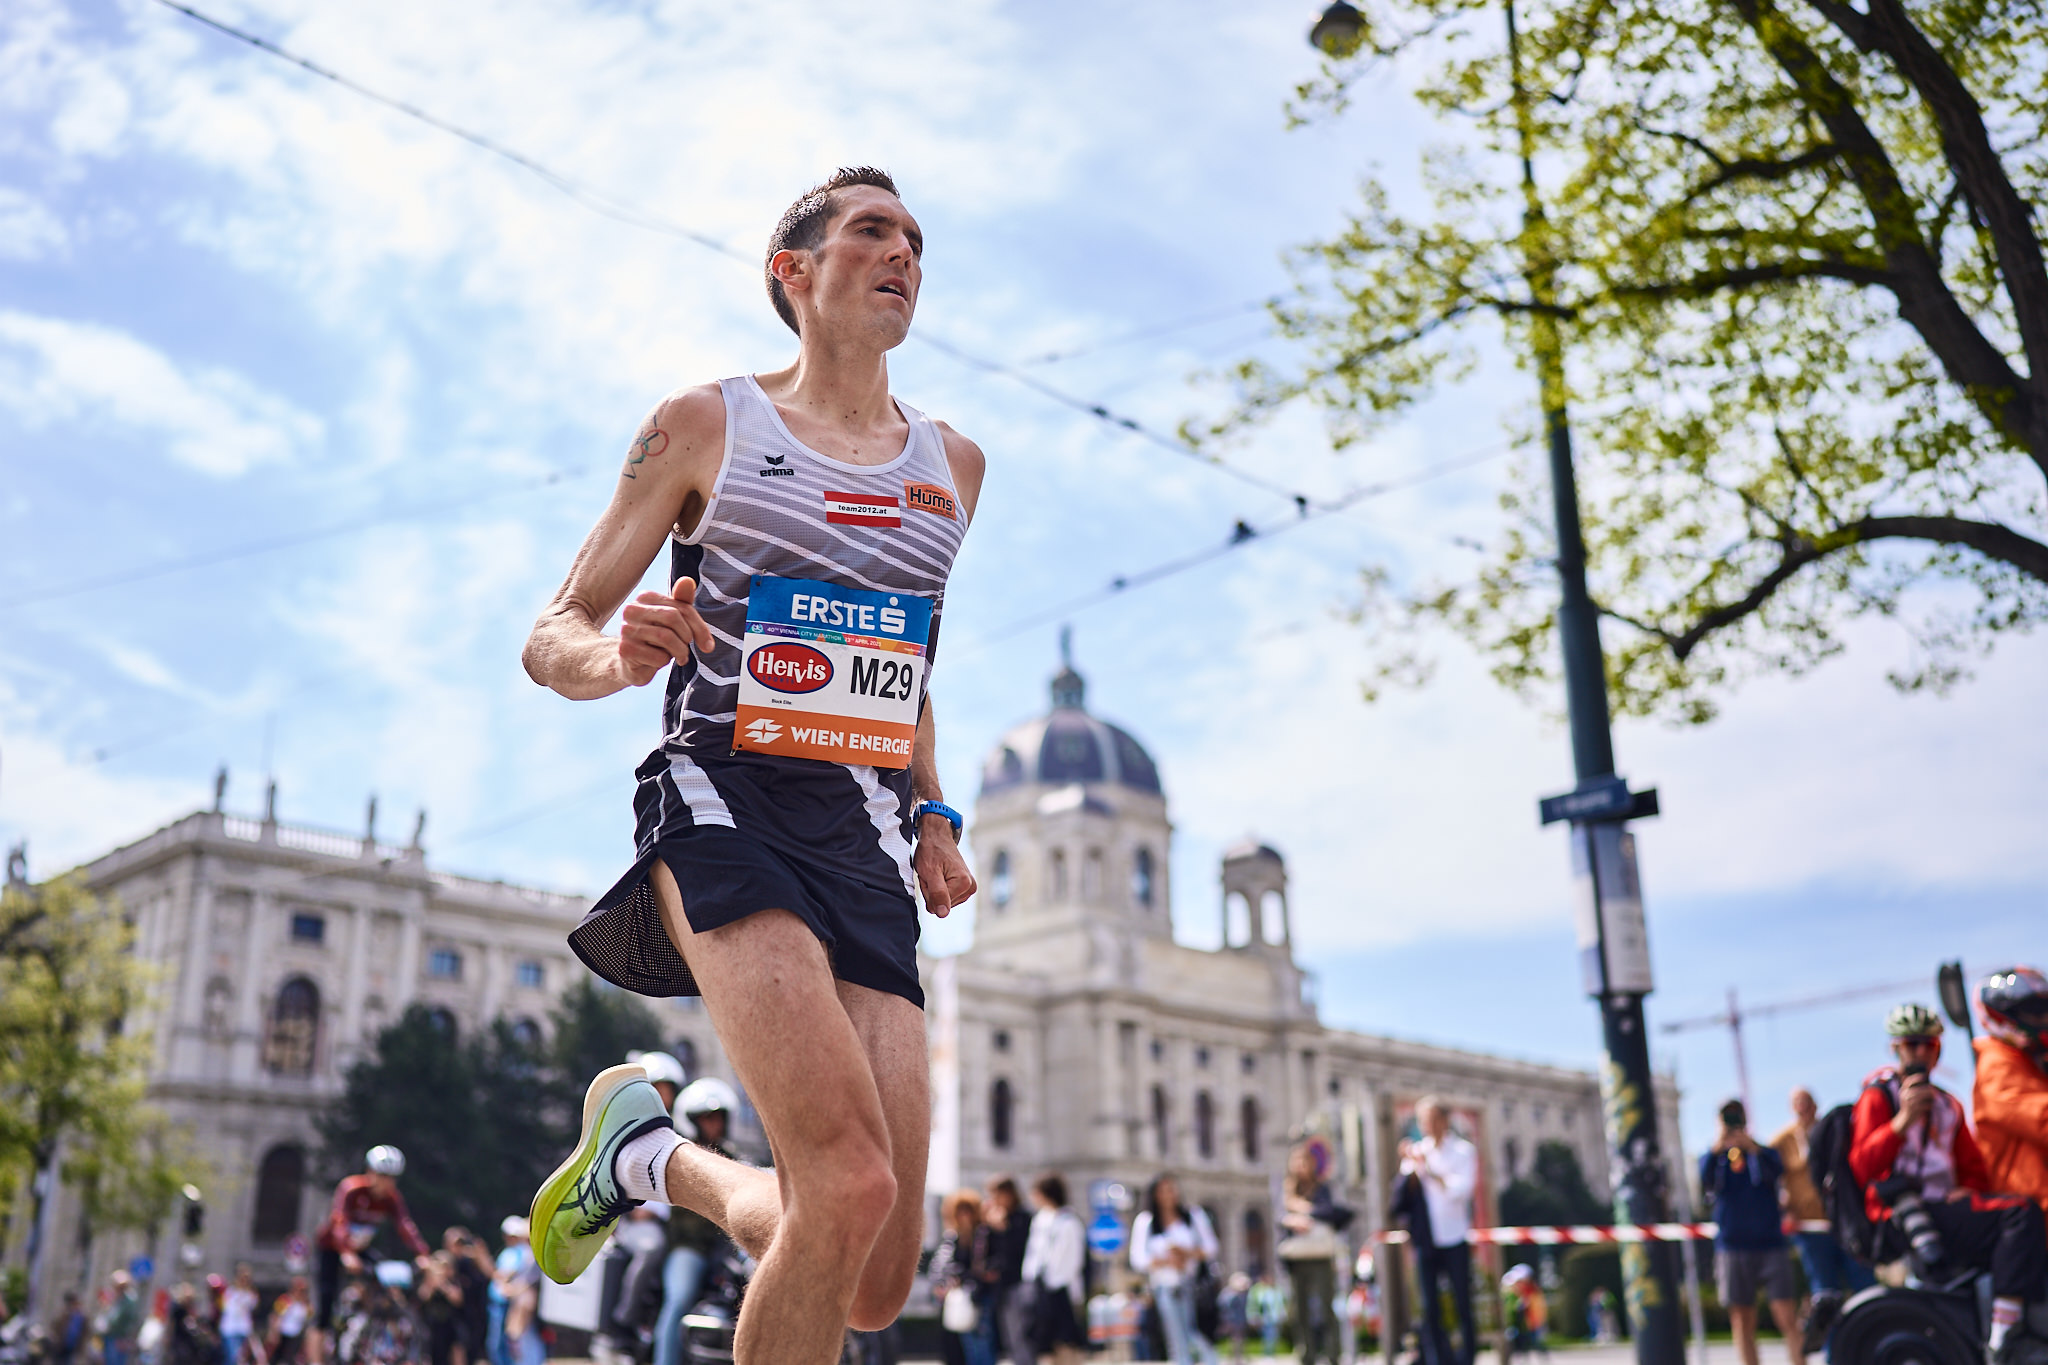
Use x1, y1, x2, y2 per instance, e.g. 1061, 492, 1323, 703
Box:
748, 642, 833, 693
743, 717, 783, 745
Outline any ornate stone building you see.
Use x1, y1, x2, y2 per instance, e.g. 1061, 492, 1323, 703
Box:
923, 655, 1684, 1272
23, 788, 748, 1290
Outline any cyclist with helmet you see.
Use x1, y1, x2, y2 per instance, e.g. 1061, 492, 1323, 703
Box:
653, 1079, 743, 1365
629, 1051, 689, 1116
315, 1146, 431, 1360
1850, 1003, 2047, 1361
1976, 968, 2048, 1211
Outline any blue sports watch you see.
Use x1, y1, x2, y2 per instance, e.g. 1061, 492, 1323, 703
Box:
911, 800, 963, 840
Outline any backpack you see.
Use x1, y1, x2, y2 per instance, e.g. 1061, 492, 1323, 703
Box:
1809, 1090, 1892, 1264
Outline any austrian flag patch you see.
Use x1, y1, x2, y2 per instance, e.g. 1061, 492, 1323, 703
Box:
824, 490, 901, 527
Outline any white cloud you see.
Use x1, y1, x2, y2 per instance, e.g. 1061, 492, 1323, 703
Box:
0, 186, 65, 259
0, 309, 321, 475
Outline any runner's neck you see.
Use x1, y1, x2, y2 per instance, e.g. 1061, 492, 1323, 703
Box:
755, 345, 904, 464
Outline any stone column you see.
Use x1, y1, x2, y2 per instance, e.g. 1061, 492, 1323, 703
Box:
172, 854, 216, 1078
230, 889, 274, 1082
337, 901, 372, 1071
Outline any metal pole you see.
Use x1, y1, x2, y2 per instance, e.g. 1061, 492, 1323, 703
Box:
1504, 3, 1684, 1360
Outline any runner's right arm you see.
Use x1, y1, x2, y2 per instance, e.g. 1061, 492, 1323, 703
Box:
523, 386, 726, 700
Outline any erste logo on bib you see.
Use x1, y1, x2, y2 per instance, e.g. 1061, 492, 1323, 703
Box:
824, 490, 900, 527
747, 642, 833, 694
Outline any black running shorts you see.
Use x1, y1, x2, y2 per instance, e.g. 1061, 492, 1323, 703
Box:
569, 748, 925, 1009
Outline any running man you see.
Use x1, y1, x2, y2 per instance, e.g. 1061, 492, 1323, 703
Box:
521, 167, 982, 1365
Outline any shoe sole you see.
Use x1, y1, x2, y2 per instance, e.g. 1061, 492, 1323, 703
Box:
530, 1062, 650, 1284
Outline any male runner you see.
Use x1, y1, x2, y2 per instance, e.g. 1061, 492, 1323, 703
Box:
520, 167, 982, 1365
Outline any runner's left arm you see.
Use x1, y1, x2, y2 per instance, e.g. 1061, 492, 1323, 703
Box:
912, 697, 977, 918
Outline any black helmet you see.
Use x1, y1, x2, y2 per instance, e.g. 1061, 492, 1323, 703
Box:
1980, 967, 2048, 1050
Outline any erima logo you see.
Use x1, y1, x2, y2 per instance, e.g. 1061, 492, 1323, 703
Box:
744, 717, 783, 744
759, 452, 795, 478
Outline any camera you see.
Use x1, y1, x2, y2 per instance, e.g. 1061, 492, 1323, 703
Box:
1873, 1174, 1947, 1274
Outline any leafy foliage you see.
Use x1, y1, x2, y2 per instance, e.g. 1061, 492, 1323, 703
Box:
1211, 0, 2048, 721
1499, 1139, 1609, 1227
0, 876, 196, 1283
317, 983, 667, 1246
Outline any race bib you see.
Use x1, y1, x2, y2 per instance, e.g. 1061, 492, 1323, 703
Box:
733, 576, 933, 769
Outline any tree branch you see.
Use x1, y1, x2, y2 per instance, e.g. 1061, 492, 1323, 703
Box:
1613, 257, 1894, 300
1723, 0, 2047, 472
1624, 514, 2048, 662
1817, 0, 2048, 391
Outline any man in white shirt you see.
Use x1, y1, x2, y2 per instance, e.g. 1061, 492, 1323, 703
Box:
1400, 1096, 1479, 1365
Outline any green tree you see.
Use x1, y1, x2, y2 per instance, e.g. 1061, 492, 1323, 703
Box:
1210, 0, 2048, 721
0, 876, 194, 1314
1499, 1139, 1608, 1227
317, 983, 666, 1246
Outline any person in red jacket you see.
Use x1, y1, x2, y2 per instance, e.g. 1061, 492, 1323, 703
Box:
313, 1146, 431, 1361
1975, 968, 2048, 1211
1850, 1004, 2046, 1361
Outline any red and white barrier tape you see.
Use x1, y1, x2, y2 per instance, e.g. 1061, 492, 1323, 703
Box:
1375, 1220, 1832, 1246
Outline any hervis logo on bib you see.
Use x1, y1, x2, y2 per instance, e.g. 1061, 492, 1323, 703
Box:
747, 642, 833, 693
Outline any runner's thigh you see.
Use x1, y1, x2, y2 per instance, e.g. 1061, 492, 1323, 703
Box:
648, 860, 891, 1189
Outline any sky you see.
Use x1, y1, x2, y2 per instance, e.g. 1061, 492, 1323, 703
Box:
1, 0, 2042, 1167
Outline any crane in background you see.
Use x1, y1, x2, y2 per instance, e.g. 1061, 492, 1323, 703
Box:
1661, 976, 1932, 1115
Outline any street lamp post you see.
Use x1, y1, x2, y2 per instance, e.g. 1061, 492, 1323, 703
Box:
1309, 5, 1685, 1360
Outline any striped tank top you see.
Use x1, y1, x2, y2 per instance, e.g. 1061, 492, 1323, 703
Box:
662, 375, 967, 758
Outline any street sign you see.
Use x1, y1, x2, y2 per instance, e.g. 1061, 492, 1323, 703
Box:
128, 1256, 154, 1281
1087, 1211, 1126, 1257
1539, 778, 1659, 826
1086, 1179, 1129, 1216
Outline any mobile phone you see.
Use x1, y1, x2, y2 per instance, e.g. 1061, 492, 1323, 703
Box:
1903, 1061, 1929, 1079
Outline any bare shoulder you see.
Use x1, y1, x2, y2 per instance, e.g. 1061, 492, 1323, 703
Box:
933, 419, 987, 525
619, 381, 725, 490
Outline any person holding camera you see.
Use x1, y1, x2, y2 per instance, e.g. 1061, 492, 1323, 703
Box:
1850, 1003, 2048, 1362
1700, 1099, 1803, 1365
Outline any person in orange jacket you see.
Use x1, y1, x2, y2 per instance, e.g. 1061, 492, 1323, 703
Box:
1976, 968, 2048, 1211
1850, 1003, 2047, 1362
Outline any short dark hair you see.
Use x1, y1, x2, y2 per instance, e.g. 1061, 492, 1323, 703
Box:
764, 166, 901, 336
1719, 1098, 1748, 1129
1033, 1173, 1069, 1209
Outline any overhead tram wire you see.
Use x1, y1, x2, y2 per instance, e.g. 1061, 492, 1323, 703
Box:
148, 0, 1316, 513
952, 438, 1514, 656
1019, 299, 1280, 366
0, 463, 589, 611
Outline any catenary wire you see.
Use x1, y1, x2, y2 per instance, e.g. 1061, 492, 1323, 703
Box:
147, 0, 1320, 511
1018, 299, 1278, 365
0, 465, 588, 611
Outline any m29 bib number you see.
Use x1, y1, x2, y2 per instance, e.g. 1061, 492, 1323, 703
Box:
733, 575, 933, 769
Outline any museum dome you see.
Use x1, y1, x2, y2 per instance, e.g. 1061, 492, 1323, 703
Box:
979, 648, 1162, 798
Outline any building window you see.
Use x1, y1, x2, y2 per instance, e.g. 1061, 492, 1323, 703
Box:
509, 1017, 543, 1051
1504, 1137, 1522, 1183
251, 1144, 305, 1241
991, 850, 1013, 909
1562, 1107, 1576, 1128
673, 1038, 698, 1078
1240, 1095, 1261, 1163
1195, 1046, 1210, 1068
427, 948, 463, 980
1150, 1038, 1165, 1063
1194, 1090, 1216, 1161
1503, 1100, 1516, 1122
1328, 1076, 1342, 1096
289, 913, 325, 945
263, 978, 320, 1076
1049, 849, 1068, 900
993, 1030, 1012, 1054
1241, 1052, 1258, 1075
1083, 849, 1103, 901
1133, 847, 1155, 908
1533, 1102, 1547, 1125
515, 959, 544, 989
425, 1007, 457, 1042
1151, 1085, 1171, 1158
1244, 1207, 1270, 1277
991, 1079, 1014, 1151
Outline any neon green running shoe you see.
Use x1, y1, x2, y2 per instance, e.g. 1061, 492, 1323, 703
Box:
530, 1063, 674, 1284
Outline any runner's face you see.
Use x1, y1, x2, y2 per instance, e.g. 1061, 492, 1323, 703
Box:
794, 187, 922, 346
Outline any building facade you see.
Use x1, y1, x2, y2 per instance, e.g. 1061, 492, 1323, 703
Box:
20, 788, 746, 1291
924, 657, 1685, 1273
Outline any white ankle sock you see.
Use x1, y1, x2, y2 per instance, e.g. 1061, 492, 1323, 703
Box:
615, 1127, 684, 1203
1991, 1297, 2022, 1351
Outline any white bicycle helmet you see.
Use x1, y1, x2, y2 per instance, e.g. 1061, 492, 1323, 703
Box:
675, 1077, 739, 1139
365, 1145, 406, 1176
628, 1050, 688, 1092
